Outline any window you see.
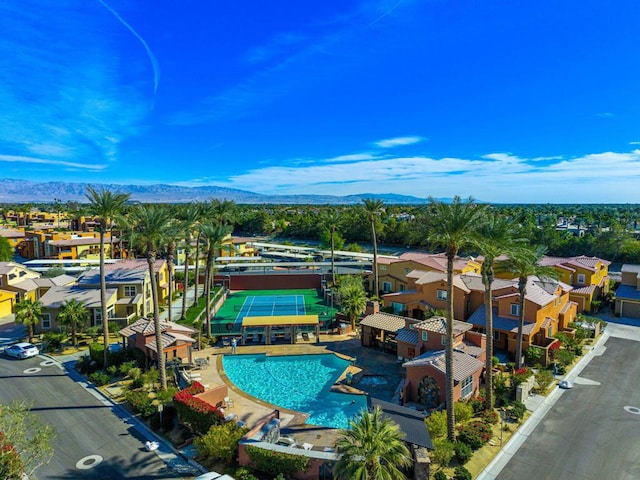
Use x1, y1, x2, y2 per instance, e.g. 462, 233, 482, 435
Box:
94, 309, 102, 326
461, 375, 473, 398
405, 268, 410, 274
437, 289, 447, 301
441, 336, 447, 345
382, 281, 392, 293
421, 331, 428, 342
510, 304, 520, 316
391, 302, 404, 314
409, 323, 415, 330
548, 326, 553, 337
399, 284, 406, 291
494, 330, 500, 341
380, 265, 387, 271
42, 313, 51, 330
577, 273, 585, 285
124, 285, 137, 297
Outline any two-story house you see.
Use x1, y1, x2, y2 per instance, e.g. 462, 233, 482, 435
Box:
468, 276, 577, 359
47, 234, 117, 260
0, 262, 41, 302
38, 285, 118, 332
537, 255, 611, 312
614, 264, 640, 318
374, 252, 481, 295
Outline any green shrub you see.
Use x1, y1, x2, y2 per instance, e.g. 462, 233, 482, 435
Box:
534, 369, 554, 393
455, 441, 473, 464
454, 465, 472, 480
457, 421, 492, 450
194, 422, 249, 463
88, 371, 111, 386
556, 349, 575, 367
524, 346, 543, 364
454, 402, 474, 424
425, 410, 447, 439
509, 401, 527, 421
431, 439, 455, 468
482, 409, 499, 425
119, 361, 138, 377
43, 332, 66, 352
245, 445, 310, 477
434, 471, 448, 480
492, 356, 500, 367
142, 368, 160, 387
106, 365, 118, 376
156, 387, 179, 404
234, 467, 259, 480
129, 376, 144, 390
88, 342, 105, 368
125, 390, 157, 417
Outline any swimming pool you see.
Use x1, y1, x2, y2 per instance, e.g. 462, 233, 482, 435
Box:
222, 353, 367, 429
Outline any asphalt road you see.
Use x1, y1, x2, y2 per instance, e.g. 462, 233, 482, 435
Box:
496, 333, 640, 480
0, 353, 185, 479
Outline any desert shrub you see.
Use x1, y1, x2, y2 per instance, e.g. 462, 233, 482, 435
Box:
156, 387, 179, 404
454, 465, 472, 480
129, 376, 144, 390
425, 410, 447, 439
457, 421, 492, 450
431, 439, 455, 468
234, 467, 259, 480
119, 361, 138, 377
433, 471, 448, 480
106, 365, 119, 376
509, 401, 527, 421
141, 368, 159, 387
455, 441, 473, 464
470, 396, 485, 414
88, 342, 105, 368
88, 371, 110, 386
245, 445, 309, 477
125, 390, 157, 417
43, 332, 66, 352
454, 402, 474, 424
194, 422, 249, 463
534, 369, 554, 393
482, 409, 499, 425
556, 349, 575, 367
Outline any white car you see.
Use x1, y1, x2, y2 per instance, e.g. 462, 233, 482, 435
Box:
4, 342, 39, 359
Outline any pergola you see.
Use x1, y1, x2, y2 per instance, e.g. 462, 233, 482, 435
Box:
240, 314, 320, 345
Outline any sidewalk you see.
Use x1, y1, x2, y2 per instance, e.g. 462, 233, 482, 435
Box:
476, 324, 612, 480
160, 285, 203, 322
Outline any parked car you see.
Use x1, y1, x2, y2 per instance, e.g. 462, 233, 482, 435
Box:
4, 342, 39, 359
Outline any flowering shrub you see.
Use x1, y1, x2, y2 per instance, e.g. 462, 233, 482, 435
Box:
457, 421, 492, 450
173, 383, 223, 435
511, 368, 533, 386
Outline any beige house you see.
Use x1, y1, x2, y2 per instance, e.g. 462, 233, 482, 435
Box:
38, 285, 118, 332
614, 264, 640, 318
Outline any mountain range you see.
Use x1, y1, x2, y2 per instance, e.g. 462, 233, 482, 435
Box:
0, 178, 432, 204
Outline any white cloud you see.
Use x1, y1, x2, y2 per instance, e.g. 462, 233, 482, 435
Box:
196, 148, 640, 203
629, 141, 640, 145
0, 154, 106, 170
595, 112, 615, 117
374, 136, 425, 148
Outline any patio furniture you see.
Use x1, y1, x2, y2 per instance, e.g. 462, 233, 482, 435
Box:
302, 442, 314, 450
223, 396, 234, 409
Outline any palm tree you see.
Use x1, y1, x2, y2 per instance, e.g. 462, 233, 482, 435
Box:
426, 196, 486, 442
14, 298, 42, 341
129, 205, 172, 390
163, 212, 182, 323
200, 222, 232, 338
337, 276, 367, 330
502, 245, 558, 369
473, 214, 521, 410
57, 298, 89, 348
177, 202, 204, 319
85, 186, 130, 367
334, 406, 411, 480
210, 199, 236, 227
321, 208, 341, 286
363, 199, 384, 297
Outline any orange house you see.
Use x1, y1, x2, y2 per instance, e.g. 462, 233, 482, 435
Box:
118, 318, 197, 365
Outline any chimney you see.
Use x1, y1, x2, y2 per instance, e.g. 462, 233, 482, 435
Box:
365, 300, 380, 315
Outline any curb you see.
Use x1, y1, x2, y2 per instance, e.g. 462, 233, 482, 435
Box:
45, 353, 208, 477
476, 328, 611, 480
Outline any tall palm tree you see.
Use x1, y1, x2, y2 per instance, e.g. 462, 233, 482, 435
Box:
473, 215, 521, 410
209, 199, 236, 227
14, 298, 42, 341
426, 196, 486, 442
362, 199, 384, 297
334, 406, 411, 480
128, 205, 172, 390
85, 186, 130, 367
177, 202, 204, 319
57, 298, 89, 348
502, 245, 558, 369
200, 222, 232, 338
337, 276, 367, 330
321, 208, 341, 286
163, 212, 183, 323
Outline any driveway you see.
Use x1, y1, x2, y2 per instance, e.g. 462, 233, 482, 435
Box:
495, 322, 640, 480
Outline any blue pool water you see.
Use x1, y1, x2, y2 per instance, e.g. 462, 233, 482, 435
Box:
222, 353, 367, 429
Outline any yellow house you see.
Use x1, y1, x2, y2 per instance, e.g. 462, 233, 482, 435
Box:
537, 255, 611, 312
375, 252, 482, 295
47, 235, 117, 260
0, 229, 25, 250
0, 290, 16, 317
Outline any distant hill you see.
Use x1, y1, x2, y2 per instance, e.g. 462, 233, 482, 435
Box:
0, 178, 433, 204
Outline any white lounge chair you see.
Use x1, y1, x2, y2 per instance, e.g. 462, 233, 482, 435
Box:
302, 442, 314, 450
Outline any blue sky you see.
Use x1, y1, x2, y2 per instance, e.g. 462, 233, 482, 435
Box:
2, 0, 640, 203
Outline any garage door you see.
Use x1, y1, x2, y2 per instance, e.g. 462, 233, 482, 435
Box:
619, 300, 640, 318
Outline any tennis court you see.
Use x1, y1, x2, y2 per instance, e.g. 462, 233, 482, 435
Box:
212, 289, 338, 335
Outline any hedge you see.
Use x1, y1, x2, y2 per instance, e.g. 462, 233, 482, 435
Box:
245, 445, 310, 477
173, 382, 224, 435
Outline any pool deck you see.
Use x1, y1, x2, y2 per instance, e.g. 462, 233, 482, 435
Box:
187, 331, 404, 449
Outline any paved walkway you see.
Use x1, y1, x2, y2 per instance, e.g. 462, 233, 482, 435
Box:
477, 316, 640, 480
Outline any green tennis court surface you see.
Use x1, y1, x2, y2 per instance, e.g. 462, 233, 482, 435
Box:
212, 289, 338, 335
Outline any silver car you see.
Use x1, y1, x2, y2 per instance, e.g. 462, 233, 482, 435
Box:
4, 342, 39, 359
